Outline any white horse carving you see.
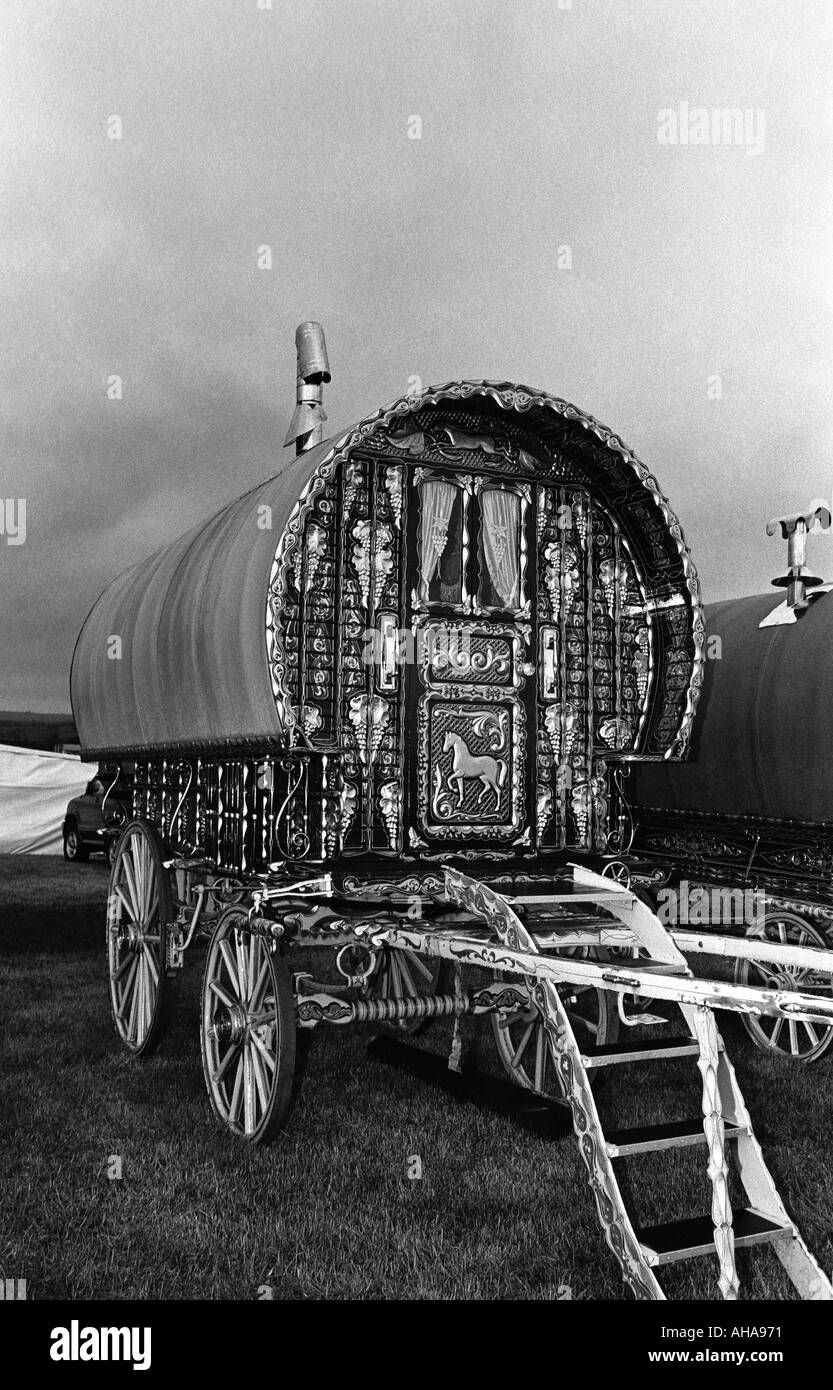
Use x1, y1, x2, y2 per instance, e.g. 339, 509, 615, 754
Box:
442, 731, 507, 808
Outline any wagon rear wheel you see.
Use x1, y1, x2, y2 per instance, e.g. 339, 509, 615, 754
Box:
370, 945, 449, 1036
734, 911, 833, 1063
200, 907, 296, 1144
106, 819, 173, 1056
492, 949, 619, 1096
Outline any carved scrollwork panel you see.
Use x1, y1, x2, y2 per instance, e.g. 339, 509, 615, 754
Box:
416, 620, 524, 691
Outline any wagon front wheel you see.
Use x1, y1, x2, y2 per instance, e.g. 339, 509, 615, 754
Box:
106, 819, 173, 1056
734, 912, 833, 1063
200, 907, 296, 1144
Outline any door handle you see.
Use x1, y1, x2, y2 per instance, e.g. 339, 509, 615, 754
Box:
379, 613, 398, 691
541, 627, 558, 698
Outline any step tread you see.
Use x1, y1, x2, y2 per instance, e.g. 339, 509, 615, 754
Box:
619, 960, 690, 975
583, 1035, 701, 1066
606, 1117, 745, 1155
510, 890, 636, 906
638, 1208, 793, 1266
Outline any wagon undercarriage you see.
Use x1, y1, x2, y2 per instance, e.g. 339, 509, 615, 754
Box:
105, 820, 833, 1302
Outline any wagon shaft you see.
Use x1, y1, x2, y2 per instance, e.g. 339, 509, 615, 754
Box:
361, 922, 833, 1027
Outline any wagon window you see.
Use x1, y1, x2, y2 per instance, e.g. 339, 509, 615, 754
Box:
478, 487, 521, 610
417, 479, 463, 605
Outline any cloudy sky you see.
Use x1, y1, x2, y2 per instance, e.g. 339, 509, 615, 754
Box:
2, 0, 832, 712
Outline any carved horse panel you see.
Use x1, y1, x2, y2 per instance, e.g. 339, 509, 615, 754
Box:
424, 701, 522, 832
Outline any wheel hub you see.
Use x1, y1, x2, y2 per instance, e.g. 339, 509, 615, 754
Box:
213, 1002, 248, 1046
116, 920, 146, 953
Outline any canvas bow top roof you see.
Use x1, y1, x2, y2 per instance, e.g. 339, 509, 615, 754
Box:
631, 591, 833, 824
70, 379, 703, 757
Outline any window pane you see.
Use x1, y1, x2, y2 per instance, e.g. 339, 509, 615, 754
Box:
418, 480, 463, 605
479, 488, 520, 609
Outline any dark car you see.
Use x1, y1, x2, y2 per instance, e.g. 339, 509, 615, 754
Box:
63, 772, 133, 863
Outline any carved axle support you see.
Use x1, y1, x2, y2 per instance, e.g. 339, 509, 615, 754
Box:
295, 981, 527, 1030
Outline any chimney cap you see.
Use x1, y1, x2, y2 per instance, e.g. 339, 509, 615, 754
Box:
295, 321, 331, 385
284, 322, 330, 451
766, 498, 831, 538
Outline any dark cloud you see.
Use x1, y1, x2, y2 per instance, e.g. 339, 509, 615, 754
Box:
2, 0, 832, 710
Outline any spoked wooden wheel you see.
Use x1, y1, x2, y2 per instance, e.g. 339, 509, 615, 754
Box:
601, 860, 631, 888
734, 912, 833, 1063
370, 946, 448, 1036
200, 907, 296, 1143
492, 950, 619, 1095
106, 819, 173, 1056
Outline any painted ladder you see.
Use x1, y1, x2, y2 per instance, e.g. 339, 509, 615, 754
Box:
444, 864, 833, 1302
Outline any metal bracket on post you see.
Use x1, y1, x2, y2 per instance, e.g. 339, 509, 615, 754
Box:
760, 499, 832, 627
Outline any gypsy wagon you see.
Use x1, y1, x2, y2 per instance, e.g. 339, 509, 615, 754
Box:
70, 325, 833, 1300
627, 559, 833, 1063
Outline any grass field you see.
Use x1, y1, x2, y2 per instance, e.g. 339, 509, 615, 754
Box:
2, 854, 832, 1301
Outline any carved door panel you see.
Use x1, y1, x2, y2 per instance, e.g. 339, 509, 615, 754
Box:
406, 470, 535, 851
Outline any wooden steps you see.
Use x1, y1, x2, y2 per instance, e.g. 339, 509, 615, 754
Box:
443, 863, 833, 1302
605, 1116, 745, 1157
582, 1035, 705, 1067
638, 1208, 793, 1268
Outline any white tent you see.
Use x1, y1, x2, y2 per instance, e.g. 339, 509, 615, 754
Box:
0, 743, 90, 854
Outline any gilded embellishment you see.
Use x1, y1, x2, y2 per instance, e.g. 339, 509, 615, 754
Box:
537, 781, 553, 836
384, 465, 404, 528
350, 519, 372, 610
347, 693, 390, 766
379, 780, 402, 849
373, 523, 394, 610
339, 780, 358, 837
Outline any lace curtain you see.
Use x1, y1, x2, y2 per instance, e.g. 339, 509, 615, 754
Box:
481, 488, 520, 608
418, 480, 457, 597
